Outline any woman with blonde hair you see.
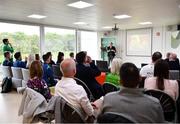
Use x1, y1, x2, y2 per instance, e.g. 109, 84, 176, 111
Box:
27, 60, 51, 100
105, 58, 123, 87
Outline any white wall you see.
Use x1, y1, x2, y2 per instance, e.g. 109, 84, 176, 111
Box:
98, 26, 178, 68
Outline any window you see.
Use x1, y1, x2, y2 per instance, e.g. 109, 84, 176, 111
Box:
44, 27, 76, 61
0, 22, 40, 63
80, 31, 98, 60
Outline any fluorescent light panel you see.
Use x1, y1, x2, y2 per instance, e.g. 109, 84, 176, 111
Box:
102, 26, 112, 29
139, 22, 152, 25
28, 14, 46, 19
73, 22, 87, 25
114, 14, 131, 19
67, 1, 93, 9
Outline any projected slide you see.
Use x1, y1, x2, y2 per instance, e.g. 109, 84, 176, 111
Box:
126, 28, 152, 56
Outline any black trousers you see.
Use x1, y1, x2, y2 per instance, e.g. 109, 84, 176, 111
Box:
108, 55, 114, 65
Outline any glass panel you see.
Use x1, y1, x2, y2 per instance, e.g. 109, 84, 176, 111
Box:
44, 27, 76, 62
0, 22, 40, 63
80, 31, 98, 60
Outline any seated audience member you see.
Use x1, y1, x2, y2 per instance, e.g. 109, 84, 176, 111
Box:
75, 51, 104, 100
168, 53, 180, 70
55, 58, 95, 120
69, 52, 75, 60
35, 53, 43, 64
27, 61, 51, 101
42, 54, 57, 87
13, 52, 27, 68
140, 51, 162, 78
46, 52, 55, 66
98, 62, 165, 123
26, 54, 35, 68
165, 52, 171, 63
105, 58, 122, 87
144, 59, 179, 100
56, 52, 64, 65
3, 51, 13, 66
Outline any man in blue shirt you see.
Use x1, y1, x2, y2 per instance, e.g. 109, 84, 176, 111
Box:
42, 54, 57, 87
13, 52, 27, 68
3, 51, 13, 66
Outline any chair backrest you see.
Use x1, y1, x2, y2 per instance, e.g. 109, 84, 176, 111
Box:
169, 70, 179, 80
97, 112, 135, 123
1, 65, 13, 78
74, 77, 95, 102
138, 77, 146, 88
144, 89, 176, 121
141, 63, 148, 68
96, 60, 109, 72
103, 82, 118, 94
11, 67, 23, 79
52, 65, 62, 79
55, 96, 85, 123
21, 68, 30, 81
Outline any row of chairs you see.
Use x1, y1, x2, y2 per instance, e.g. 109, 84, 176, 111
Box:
1, 66, 30, 89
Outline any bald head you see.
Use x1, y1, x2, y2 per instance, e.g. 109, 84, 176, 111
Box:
60, 58, 76, 77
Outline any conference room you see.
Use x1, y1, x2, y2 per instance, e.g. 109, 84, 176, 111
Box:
0, 0, 180, 123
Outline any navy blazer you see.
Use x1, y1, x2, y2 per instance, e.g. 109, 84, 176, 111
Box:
75, 62, 104, 99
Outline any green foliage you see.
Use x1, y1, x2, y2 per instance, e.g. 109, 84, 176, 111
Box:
0, 31, 76, 63
44, 32, 76, 58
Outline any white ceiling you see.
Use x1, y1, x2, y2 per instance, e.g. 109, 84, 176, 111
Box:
0, 0, 179, 31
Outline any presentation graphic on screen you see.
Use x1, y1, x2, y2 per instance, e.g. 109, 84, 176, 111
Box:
126, 28, 152, 56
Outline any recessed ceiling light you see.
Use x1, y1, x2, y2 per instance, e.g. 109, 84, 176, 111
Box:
139, 22, 152, 25
73, 22, 87, 25
67, 1, 93, 9
27, 14, 46, 19
114, 14, 131, 19
102, 26, 112, 29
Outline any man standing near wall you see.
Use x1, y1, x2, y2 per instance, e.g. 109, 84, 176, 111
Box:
2, 38, 14, 62
107, 42, 116, 65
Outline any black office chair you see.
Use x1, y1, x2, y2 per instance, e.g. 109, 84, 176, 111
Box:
141, 63, 148, 68
144, 89, 176, 122
55, 96, 85, 123
96, 60, 109, 72
103, 82, 118, 94
97, 112, 135, 123
74, 77, 95, 102
169, 70, 180, 80
52, 65, 62, 79
62, 101, 85, 123
138, 77, 146, 88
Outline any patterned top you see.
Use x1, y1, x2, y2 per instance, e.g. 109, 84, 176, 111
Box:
27, 77, 52, 100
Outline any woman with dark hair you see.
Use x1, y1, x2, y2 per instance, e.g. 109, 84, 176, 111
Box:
46, 52, 55, 65
75, 51, 104, 100
27, 60, 51, 100
56, 52, 64, 64
144, 59, 179, 100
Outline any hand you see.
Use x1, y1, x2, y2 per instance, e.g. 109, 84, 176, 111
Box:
91, 102, 98, 110
9, 43, 12, 46
86, 56, 92, 63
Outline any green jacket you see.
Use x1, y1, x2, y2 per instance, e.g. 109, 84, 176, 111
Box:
3, 44, 14, 53
105, 73, 120, 87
